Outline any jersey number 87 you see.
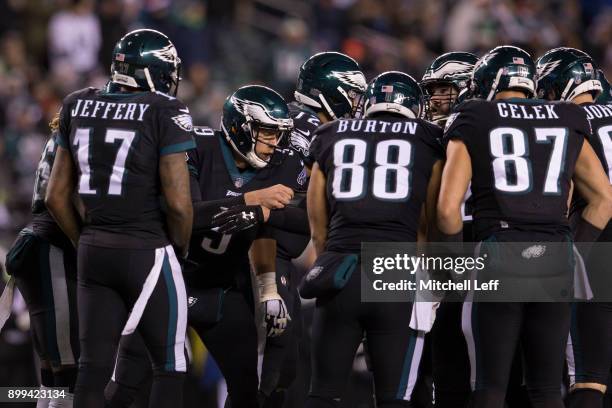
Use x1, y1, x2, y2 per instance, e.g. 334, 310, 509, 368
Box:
489, 127, 567, 195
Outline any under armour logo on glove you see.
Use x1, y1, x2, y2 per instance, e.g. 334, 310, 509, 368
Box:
262, 297, 290, 337
212, 205, 264, 233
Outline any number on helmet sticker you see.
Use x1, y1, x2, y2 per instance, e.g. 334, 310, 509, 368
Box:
332, 138, 413, 201
489, 126, 568, 194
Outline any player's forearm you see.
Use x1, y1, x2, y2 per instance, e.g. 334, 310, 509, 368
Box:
307, 163, 328, 256
46, 198, 81, 247
166, 207, 192, 256
436, 204, 463, 235
249, 238, 277, 276
311, 230, 327, 257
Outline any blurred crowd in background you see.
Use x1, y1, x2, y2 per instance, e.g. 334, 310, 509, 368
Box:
1, 0, 612, 405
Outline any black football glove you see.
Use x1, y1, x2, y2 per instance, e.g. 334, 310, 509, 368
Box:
211, 205, 264, 234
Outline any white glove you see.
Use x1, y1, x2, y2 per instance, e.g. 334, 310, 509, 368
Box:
258, 272, 290, 337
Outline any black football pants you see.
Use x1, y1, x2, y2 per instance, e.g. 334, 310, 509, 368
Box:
259, 257, 302, 407
74, 244, 187, 408
462, 301, 570, 408
305, 271, 424, 408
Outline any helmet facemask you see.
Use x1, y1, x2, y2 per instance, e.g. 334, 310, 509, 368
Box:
222, 115, 293, 169
244, 120, 292, 168
422, 81, 459, 125
316, 85, 365, 120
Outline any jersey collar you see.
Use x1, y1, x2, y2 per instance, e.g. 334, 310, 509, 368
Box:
217, 134, 256, 188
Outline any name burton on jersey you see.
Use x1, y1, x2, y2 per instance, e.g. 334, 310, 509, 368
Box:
496, 102, 560, 120
337, 119, 420, 134
70, 98, 150, 121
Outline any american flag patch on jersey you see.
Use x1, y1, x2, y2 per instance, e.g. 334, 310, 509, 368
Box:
381, 85, 394, 92
115, 53, 125, 61
513, 57, 525, 64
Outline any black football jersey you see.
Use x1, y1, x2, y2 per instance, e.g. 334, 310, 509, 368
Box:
444, 98, 589, 241
56, 87, 196, 249
427, 116, 474, 240
573, 102, 612, 240
186, 127, 308, 288
287, 102, 320, 165
269, 102, 319, 261
29, 132, 71, 247
310, 115, 444, 252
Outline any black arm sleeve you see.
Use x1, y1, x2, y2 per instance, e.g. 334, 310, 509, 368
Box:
189, 172, 246, 233
266, 206, 310, 235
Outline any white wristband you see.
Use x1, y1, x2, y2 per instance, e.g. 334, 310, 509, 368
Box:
258, 272, 278, 302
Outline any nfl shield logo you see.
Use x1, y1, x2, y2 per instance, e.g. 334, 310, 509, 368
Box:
513, 57, 525, 64
583, 62, 593, 75
234, 177, 244, 188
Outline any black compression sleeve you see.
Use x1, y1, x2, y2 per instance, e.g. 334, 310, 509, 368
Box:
267, 206, 310, 235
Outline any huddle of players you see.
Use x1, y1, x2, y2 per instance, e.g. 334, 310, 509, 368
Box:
2, 26, 612, 408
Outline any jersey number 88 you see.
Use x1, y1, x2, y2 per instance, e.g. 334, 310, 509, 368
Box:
332, 138, 413, 202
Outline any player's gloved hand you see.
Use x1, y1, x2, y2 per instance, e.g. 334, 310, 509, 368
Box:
211, 205, 269, 234
258, 272, 290, 337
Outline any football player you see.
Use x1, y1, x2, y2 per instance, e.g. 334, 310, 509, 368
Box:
184, 85, 302, 408
420, 51, 478, 408
438, 45, 612, 408
421, 51, 479, 127
306, 71, 444, 407
213, 51, 367, 407
45, 29, 194, 408
103, 85, 304, 408
259, 51, 366, 407
3, 113, 79, 408
536, 47, 611, 408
